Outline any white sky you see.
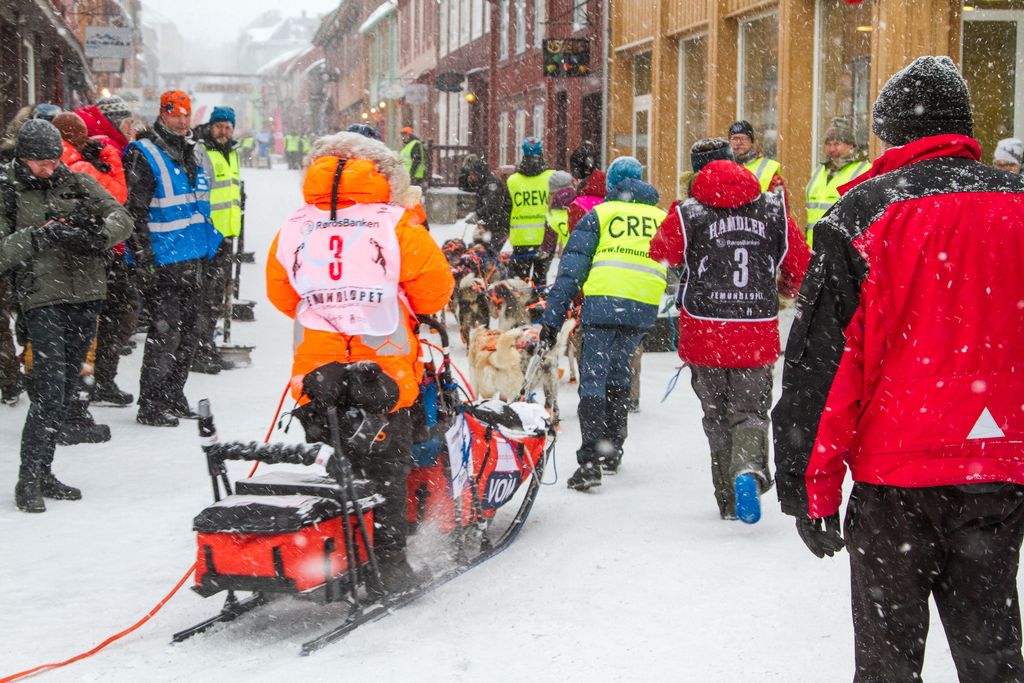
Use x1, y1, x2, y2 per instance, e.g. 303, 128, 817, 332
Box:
140, 0, 340, 47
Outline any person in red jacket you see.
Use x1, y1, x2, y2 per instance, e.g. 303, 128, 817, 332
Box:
650, 138, 810, 521
774, 56, 1024, 682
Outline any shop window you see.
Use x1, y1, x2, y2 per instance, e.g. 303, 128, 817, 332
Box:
678, 35, 708, 174
738, 13, 779, 158
815, 0, 873, 158
963, 8, 1024, 157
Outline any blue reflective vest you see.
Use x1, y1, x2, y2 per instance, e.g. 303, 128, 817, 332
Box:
130, 138, 219, 265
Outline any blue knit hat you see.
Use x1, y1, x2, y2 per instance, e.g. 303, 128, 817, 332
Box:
209, 106, 236, 126
606, 156, 643, 192
522, 136, 543, 156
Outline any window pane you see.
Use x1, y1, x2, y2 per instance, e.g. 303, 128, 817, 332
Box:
634, 108, 649, 171
963, 19, 1018, 156
817, 0, 873, 154
533, 103, 545, 138
500, 0, 509, 59
739, 13, 779, 158
515, 0, 527, 53
633, 51, 652, 97
680, 35, 708, 168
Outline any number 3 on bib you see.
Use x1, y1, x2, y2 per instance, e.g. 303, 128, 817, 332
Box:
733, 247, 748, 288
329, 235, 344, 281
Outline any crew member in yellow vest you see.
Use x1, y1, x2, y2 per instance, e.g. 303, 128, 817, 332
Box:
546, 170, 575, 254
239, 134, 255, 168
540, 156, 667, 491
728, 120, 788, 196
284, 132, 302, 170
300, 133, 312, 158
804, 117, 869, 248
506, 136, 554, 282
399, 126, 426, 187
195, 106, 243, 374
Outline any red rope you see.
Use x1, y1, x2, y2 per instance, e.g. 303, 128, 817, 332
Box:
420, 339, 476, 401
248, 381, 293, 477
0, 381, 293, 682
0, 563, 197, 682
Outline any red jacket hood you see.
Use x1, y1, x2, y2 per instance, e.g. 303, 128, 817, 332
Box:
75, 106, 127, 153
578, 170, 606, 199
690, 160, 762, 209
839, 134, 981, 195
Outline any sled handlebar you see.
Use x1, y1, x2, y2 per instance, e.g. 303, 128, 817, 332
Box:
203, 441, 322, 466
416, 314, 449, 349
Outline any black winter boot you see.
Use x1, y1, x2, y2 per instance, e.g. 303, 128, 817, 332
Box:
15, 468, 44, 513
92, 381, 134, 407
40, 473, 81, 500
167, 394, 199, 420
375, 552, 425, 596
1, 377, 23, 406
137, 403, 179, 427
58, 400, 111, 445
567, 461, 602, 491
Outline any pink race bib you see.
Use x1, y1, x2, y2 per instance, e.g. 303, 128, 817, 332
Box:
277, 203, 403, 336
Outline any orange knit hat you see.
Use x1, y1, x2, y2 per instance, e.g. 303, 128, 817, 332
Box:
160, 90, 191, 116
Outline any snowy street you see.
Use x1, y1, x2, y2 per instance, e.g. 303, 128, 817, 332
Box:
0, 166, 976, 682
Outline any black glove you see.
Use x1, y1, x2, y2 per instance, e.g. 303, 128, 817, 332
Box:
795, 513, 845, 558
80, 139, 111, 172
32, 220, 105, 255
537, 323, 558, 352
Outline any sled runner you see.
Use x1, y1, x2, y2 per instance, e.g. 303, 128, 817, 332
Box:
173, 319, 555, 654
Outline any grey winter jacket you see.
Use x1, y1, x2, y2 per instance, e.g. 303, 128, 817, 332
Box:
0, 160, 133, 311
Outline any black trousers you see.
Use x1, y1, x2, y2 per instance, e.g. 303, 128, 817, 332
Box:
20, 302, 102, 476
138, 260, 202, 410
93, 253, 139, 387
846, 482, 1024, 683
297, 405, 413, 558
196, 238, 232, 361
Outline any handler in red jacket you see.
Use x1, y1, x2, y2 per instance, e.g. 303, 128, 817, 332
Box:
650, 138, 809, 521
774, 56, 1024, 682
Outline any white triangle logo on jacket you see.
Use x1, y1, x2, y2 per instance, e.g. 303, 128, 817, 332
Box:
967, 407, 1005, 440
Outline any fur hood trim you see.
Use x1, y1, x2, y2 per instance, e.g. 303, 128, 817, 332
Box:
307, 132, 417, 209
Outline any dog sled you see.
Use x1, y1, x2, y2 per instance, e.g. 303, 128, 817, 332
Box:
172, 316, 556, 654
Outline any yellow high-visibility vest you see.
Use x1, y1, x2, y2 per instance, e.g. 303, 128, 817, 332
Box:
206, 147, 242, 237
400, 138, 425, 180
804, 159, 869, 247
547, 207, 569, 247
507, 170, 554, 247
583, 200, 668, 305
744, 156, 782, 193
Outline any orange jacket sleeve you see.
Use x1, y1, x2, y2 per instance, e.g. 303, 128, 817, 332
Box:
396, 213, 454, 316
265, 232, 300, 318
98, 143, 128, 204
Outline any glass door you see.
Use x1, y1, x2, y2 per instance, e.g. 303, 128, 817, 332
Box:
962, 10, 1024, 156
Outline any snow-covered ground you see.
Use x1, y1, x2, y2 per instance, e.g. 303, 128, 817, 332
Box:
0, 166, 975, 682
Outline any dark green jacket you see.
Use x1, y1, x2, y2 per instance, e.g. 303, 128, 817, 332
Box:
0, 160, 133, 312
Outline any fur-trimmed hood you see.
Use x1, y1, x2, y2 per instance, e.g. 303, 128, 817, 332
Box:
304, 131, 418, 209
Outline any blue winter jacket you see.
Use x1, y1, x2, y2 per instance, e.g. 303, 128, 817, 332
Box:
542, 177, 661, 331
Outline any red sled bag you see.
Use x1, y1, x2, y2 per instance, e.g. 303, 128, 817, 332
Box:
447, 399, 550, 521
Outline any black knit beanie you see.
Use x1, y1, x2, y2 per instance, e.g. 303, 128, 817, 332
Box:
15, 119, 63, 160
871, 56, 973, 146
691, 137, 732, 173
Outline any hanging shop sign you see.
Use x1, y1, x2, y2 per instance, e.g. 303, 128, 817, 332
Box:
84, 27, 134, 59
435, 71, 466, 93
543, 38, 590, 77
91, 58, 124, 73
